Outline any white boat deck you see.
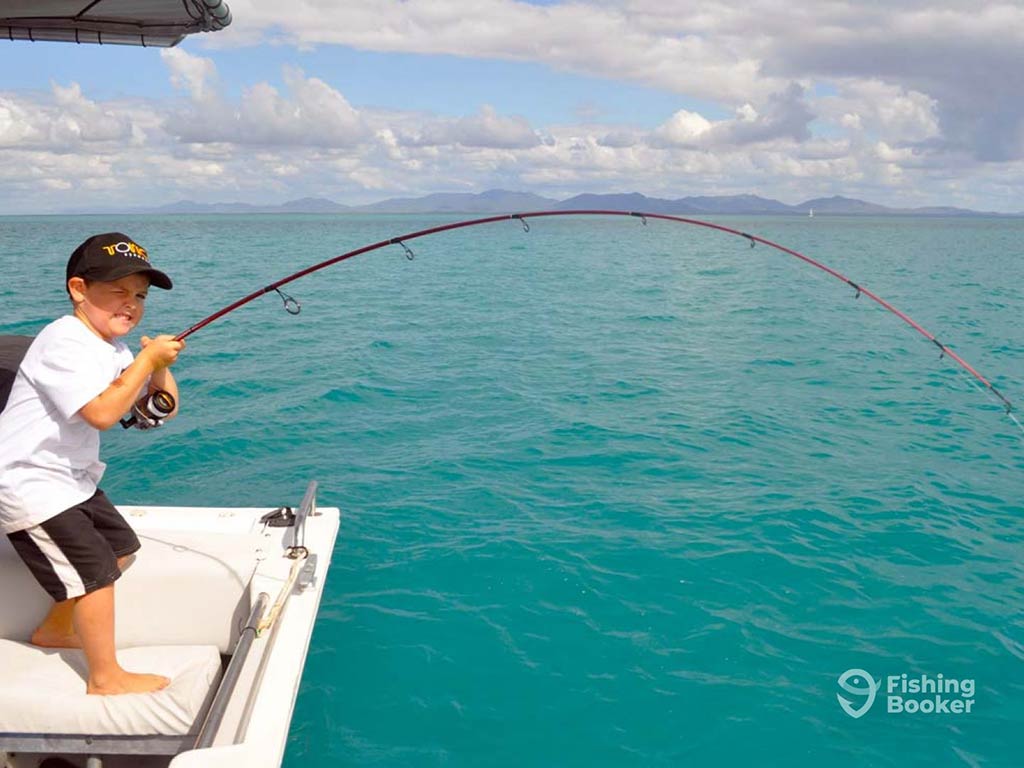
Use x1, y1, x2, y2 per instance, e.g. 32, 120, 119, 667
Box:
0, 482, 340, 768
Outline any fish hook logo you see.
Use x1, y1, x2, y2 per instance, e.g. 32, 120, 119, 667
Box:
837, 669, 879, 718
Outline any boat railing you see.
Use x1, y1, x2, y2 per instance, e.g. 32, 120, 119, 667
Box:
192, 592, 269, 750
293, 479, 318, 553
191, 478, 322, 750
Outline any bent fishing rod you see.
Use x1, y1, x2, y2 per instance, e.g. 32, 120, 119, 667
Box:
173, 209, 1019, 429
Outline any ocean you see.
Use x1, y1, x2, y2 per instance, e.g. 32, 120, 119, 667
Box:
1, 213, 1022, 767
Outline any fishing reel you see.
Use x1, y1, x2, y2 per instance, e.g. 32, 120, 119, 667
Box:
120, 389, 176, 430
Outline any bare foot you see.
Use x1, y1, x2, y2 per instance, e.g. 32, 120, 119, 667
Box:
31, 626, 82, 649
87, 671, 170, 696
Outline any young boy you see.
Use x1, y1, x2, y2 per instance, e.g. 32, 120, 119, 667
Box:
0, 232, 184, 696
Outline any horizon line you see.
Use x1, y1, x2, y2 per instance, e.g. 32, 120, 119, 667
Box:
4, 189, 1022, 217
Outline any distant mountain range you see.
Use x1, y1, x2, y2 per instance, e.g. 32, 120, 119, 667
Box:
63, 190, 1019, 217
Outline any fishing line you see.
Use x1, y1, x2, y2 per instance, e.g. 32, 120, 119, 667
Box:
174, 210, 1020, 434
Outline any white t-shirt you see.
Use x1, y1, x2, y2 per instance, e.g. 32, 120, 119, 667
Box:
0, 315, 136, 534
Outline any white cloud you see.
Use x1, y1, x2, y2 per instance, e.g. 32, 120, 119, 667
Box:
759, 2, 1024, 160
223, 0, 776, 103
390, 105, 541, 149
0, 82, 132, 150
654, 109, 713, 147
451, 106, 541, 149
1, 62, 1019, 215
820, 81, 940, 144
163, 51, 368, 148
0, 97, 39, 147
2, 3, 1024, 213
162, 48, 218, 102
654, 85, 813, 149
215, 0, 1024, 164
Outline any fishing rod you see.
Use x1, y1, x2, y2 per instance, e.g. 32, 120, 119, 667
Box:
173, 209, 1018, 427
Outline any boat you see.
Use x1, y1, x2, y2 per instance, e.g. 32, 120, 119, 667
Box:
1, 6, 342, 766
0, 469, 340, 768
2, 334, 339, 768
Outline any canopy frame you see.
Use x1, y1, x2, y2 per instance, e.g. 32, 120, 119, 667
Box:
0, 0, 232, 47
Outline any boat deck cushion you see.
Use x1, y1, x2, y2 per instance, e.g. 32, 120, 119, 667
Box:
0, 640, 222, 737
0, 530, 259, 653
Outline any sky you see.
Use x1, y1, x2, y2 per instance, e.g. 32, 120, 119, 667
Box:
1, 0, 1023, 213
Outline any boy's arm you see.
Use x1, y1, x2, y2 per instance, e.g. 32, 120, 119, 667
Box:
78, 336, 183, 431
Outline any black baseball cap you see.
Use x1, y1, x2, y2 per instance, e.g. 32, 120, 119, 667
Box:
66, 232, 173, 290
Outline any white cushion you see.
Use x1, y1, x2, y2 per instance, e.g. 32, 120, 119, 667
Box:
0, 640, 222, 736
117, 531, 259, 653
0, 531, 258, 653
0, 536, 51, 641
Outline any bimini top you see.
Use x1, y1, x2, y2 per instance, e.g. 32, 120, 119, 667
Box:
0, 0, 231, 47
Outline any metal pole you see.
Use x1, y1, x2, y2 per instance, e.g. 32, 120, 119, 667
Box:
192, 592, 269, 750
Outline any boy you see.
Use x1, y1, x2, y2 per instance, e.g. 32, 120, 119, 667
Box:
0, 232, 184, 695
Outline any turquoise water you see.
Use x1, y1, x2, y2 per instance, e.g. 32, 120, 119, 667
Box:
2, 214, 1023, 766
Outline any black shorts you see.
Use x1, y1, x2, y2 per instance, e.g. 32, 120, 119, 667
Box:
7, 489, 141, 602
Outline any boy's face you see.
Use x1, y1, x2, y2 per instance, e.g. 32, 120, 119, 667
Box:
68, 273, 150, 341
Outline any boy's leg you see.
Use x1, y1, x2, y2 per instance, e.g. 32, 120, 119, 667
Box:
9, 492, 168, 695
31, 554, 135, 648
31, 597, 80, 648
73, 582, 168, 695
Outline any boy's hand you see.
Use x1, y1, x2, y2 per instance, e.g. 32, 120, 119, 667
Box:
139, 335, 185, 370
79, 335, 184, 430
